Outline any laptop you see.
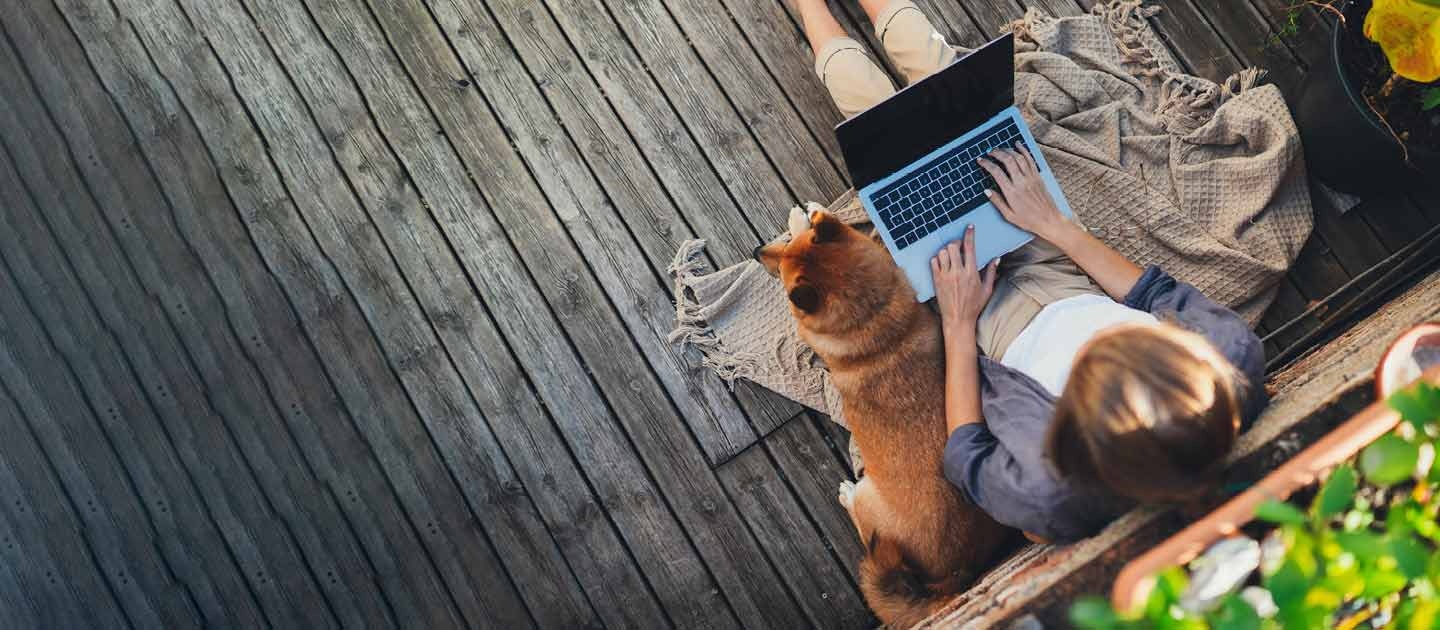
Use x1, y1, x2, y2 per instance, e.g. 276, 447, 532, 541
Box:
835, 33, 1074, 302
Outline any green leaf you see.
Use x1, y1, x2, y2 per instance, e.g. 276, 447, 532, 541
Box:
1145, 568, 1187, 626
1069, 596, 1123, 630
1361, 567, 1408, 599
1360, 434, 1420, 486
1314, 464, 1357, 518
1208, 595, 1261, 630
1390, 383, 1440, 427
1335, 530, 1388, 562
1256, 499, 1307, 525
1424, 87, 1440, 112
1391, 535, 1429, 579
1265, 558, 1311, 610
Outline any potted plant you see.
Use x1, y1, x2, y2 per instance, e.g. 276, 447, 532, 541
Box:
1295, 0, 1440, 195
1064, 327, 1440, 629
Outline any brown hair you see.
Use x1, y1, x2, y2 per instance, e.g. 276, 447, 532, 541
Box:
1044, 322, 1242, 503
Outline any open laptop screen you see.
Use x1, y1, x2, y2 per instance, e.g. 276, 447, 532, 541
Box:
835, 33, 1015, 189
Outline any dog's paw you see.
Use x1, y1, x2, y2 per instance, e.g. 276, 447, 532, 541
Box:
837, 480, 857, 509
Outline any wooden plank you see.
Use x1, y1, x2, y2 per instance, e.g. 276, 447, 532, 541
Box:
544, 0, 794, 232
718, 443, 872, 629
418, 5, 865, 620
942, 0, 1017, 39
38, 3, 508, 628
1308, 183, 1393, 277
765, 414, 867, 577
1187, 0, 1305, 93
0, 380, 127, 629
644, 0, 849, 202
68, 0, 545, 625
0, 218, 202, 628
233, 0, 721, 623
0, 34, 345, 630
1016, 0, 1086, 19
718, 0, 848, 164
424, 0, 776, 464
281, 0, 815, 625
1, 7, 422, 628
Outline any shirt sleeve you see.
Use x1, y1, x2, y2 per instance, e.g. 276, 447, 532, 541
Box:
1123, 265, 1268, 428
943, 419, 1096, 542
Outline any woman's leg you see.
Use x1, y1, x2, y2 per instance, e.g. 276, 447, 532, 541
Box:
862, 0, 956, 85
796, 0, 896, 119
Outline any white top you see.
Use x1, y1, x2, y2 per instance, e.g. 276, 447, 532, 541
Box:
999, 293, 1158, 397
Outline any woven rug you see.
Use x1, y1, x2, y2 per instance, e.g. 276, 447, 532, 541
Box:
669, 1, 1313, 429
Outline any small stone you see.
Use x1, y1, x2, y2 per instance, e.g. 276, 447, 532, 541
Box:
1180, 537, 1261, 613
1239, 586, 1277, 618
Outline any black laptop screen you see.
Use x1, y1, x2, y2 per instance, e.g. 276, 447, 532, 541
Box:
835, 33, 1015, 189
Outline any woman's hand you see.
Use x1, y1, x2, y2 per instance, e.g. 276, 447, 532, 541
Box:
978, 146, 1071, 242
931, 225, 997, 335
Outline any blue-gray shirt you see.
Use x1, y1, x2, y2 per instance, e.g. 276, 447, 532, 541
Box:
942, 266, 1266, 543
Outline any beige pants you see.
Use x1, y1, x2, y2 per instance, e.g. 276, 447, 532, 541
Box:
816, 1, 1101, 360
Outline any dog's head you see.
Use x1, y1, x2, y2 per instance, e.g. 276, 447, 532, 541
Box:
754, 207, 911, 334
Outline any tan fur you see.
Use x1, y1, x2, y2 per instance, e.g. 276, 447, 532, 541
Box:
757, 209, 1011, 627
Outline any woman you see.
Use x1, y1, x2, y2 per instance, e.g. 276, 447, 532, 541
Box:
796, 0, 1267, 542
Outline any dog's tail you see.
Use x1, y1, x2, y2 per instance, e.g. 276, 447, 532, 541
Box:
859, 533, 968, 628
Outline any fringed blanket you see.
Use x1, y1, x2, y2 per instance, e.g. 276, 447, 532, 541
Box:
670, 1, 1313, 428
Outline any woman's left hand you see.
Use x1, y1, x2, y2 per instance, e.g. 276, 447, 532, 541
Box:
931, 225, 997, 334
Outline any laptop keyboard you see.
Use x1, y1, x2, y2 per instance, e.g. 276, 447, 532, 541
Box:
872, 118, 1028, 249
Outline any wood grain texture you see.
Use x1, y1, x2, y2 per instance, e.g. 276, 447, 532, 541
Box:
4, 0, 1428, 627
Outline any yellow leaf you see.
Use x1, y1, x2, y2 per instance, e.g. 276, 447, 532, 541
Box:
1365, 0, 1440, 82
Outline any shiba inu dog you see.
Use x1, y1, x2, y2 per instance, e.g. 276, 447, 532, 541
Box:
755, 206, 1011, 627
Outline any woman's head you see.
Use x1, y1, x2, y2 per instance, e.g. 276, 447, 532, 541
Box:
1045, 322, 1242, 504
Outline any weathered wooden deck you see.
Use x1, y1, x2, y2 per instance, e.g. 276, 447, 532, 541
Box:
0, 0, 1435, 627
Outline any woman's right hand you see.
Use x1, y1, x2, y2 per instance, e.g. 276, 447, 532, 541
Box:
931, 225, 997, 335
978, 146, 1071, 242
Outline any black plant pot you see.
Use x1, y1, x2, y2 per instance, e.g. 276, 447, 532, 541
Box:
1295, 0, 1439, 195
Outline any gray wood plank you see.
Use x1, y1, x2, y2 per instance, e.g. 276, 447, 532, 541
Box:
764, 414, 867, 578
272, 0, 815, 625
1, 7, 419, 628
476, 0, 802, 442
717, 444, 871, 630
0, 380, 128, 629
0, 34, 342, 630
954, 0, 1023, 36
231, 0, 706, 624
0, 216, 202, 629
718, 0, 849, 166
66, 0, 546, 625
41, 3, 508, 627
649, 0, 848, 202
422, 0, 773, 465
541, 0, 796, 233
1015, 0, 1086, 19
419, 5, 866, 622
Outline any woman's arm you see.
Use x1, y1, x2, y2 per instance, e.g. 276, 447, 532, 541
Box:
978, 147, 1143, 300
931, 225, 996, 434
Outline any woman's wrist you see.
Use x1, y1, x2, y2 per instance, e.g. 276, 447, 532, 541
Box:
1038, 217, 1084, 252
943, 319, 978, 345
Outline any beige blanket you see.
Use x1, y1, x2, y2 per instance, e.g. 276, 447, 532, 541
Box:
669, 1, 1312, 428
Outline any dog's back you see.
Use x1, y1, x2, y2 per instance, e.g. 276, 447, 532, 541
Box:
756, 209, 1011, 626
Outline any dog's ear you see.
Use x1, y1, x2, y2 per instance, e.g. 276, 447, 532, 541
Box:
809, 210, 843, 243
753, 243, 784, 277
788, 284, 821, 313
